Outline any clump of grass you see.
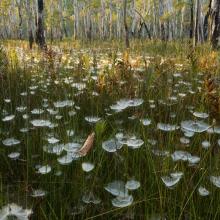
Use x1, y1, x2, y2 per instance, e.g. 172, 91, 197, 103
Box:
42, 47, 62, 77
204, 74, 220, 121
0, 46, 8, 72
95, 120, 107, 143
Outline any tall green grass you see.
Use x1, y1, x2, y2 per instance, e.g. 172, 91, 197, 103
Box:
0, 40, 220, 220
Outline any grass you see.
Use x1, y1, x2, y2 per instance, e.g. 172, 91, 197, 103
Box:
0, 39, 220, 219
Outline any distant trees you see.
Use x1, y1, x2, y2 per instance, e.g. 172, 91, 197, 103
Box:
189, 0, 194, 39
1, 0, 220, 49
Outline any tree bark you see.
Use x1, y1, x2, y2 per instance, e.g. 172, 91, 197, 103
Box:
204, 0, 212, 41
123, 0, 130, 48
59, 0, 63, 40
210, 0, 220, 48
16, 0, 23, 39
180, 6, 185, 39
26, 0, 34, 49
109, 0, 113, 39
73, 0, 79, 39
194, 0, 199, 46
36, 0, 46, 49
159, 0, 166, 41
190, 0, 194, 39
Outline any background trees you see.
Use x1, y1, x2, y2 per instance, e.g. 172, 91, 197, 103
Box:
0, 0, 219, 48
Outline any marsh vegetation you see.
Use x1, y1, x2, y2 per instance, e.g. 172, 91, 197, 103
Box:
1, 0, 220, 219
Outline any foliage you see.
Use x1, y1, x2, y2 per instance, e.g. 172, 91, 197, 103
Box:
198, 51, 219, 74
1, 39, 220, 219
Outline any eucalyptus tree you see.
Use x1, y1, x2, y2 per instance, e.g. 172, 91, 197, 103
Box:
209, 0, 220, 48
189, 0, 194, 39
36, 0, 46, 48
204, 0, 211, 41
73, 0, 79, 39
15, 0, 23, 39
26, 0, 34, 49
0, 0, 219, 49
58, 0, 68, 39
0, 0, 11, 38
124, 0, 130, 47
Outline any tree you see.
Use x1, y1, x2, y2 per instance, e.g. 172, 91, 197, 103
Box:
0, 0, 218, 46
204, 0, 212, 41
36, 0, 46, 49
26, 0, 34, 49
210, 0, 220, 49
193, 0, 204, 46
123, 0, 129, 48
159, 0, 166, 41
189, 0, 194, 39
15, 0, 23, 39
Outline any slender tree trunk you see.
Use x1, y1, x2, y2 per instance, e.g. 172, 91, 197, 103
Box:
16, 0, 23, 39
36, 0, 46, 49
204, 0, 212, 41
117, 6, 121, 38
87, 10, 92, 41
62, 0, 68, 38
101, 0, 106, 39
159, 0, 166, 41
180, 6, 185, 39
123, 0, 130, 48
210, 0, 220, 48
193, 0, 199, 46
73, 0, 79, 39
59, 0, 63, 40
131, 0, 137, 37
190, 0, 194, 39
109, 0, 113, 39
26, 0, 34, 49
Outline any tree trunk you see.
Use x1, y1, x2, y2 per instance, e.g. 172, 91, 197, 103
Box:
180, 6, 185, 39
123, 0, 130, 48
36, 0, 46, 49
210, 0, 220, 48
194, 0, 204, 46
193, 0, 199, 46
16, 0, 23, 39
101, 0, 106, 39
73, 0, 79, 39
26, 0, 34, 49
159, 0, 166, 41
59, 0, 63, 40
190, 0, 194, 39
204, 0, 212, 41
109, 0, 113, 39
116, 6, 121, 38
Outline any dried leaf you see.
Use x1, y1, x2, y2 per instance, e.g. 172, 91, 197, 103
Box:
78, 132, 95, 156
